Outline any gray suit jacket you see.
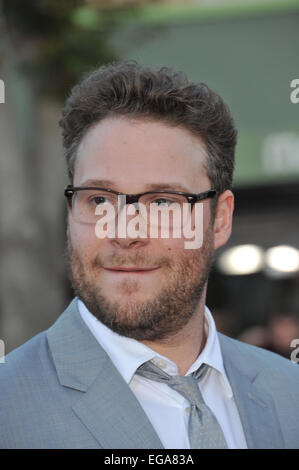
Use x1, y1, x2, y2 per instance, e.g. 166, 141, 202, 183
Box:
0, 298, 299, 449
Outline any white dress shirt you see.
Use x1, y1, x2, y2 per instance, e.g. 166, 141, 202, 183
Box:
78, 298, 247, 449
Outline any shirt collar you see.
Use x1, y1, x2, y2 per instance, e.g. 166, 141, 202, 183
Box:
186, 305, 233, 398
77, 298, 233, 398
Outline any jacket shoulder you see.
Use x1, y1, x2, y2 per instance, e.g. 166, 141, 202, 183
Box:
218, 332, 299, 382
0, 330, 55, 390
0, 299, 78, 384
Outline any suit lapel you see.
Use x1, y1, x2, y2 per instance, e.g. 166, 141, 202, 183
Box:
218, 333, 285, 449
72, 355, 164, 449
47, 298, 163, 449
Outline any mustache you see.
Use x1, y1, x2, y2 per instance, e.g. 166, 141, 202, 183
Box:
66, 237, 172, 269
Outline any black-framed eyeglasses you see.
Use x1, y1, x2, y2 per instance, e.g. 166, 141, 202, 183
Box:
64, 185, 217, 225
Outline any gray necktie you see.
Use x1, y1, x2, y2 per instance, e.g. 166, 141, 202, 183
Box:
136, 360, 228, 449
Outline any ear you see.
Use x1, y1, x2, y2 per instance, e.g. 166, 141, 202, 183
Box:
213, 190, 234, 250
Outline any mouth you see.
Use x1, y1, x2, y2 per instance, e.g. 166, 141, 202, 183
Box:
104, 266, 160, 274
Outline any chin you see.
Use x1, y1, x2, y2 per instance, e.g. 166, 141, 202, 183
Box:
112, 288, 152, 302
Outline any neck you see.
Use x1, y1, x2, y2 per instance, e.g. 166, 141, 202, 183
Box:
141, 294, 207, 376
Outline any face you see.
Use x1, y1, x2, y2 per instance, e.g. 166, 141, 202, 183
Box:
66, 117, 232, 341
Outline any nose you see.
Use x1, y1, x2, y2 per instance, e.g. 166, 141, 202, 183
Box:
109, 202, 149, 250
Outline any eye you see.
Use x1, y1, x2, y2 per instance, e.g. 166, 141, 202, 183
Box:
151, 197, 176, 207
90, 195, 108, 205
86, 192, 117, 207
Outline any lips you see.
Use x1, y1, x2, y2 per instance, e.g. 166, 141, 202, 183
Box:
104, 266, 159, 273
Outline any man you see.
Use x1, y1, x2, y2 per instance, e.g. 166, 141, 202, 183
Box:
0, 62, 298, 449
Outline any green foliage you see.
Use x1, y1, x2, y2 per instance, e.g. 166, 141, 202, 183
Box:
1, 0, 141, 100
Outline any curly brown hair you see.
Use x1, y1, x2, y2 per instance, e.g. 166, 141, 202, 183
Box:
59, 61, 237, 214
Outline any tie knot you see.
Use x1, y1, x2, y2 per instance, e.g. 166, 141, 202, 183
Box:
136, 360, 209, 407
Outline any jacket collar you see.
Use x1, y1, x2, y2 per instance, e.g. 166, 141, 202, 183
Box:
218, 333, 285, 449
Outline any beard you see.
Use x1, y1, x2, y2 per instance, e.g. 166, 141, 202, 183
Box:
66, 227, 215, 341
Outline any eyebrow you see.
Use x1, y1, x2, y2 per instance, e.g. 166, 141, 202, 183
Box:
144, 183, 191, 192
80, 179, 116, 188
79, 179, 191, 193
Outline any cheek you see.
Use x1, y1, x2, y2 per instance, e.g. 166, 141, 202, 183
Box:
158, 237, 186, 252
190, 202, 211, 230
68, 217, 103, 253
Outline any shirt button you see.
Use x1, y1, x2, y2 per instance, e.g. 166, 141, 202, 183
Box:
185, 407, 190, 414
158, 359, 168, 369
153, 358, 167, 370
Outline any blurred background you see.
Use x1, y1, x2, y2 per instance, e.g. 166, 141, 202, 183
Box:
0, 0, 298, 359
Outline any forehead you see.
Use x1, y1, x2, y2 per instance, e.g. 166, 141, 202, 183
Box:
74, 117, 209, 192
